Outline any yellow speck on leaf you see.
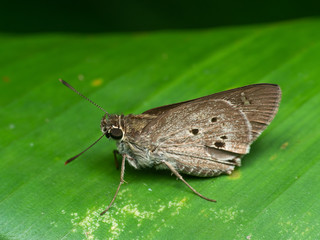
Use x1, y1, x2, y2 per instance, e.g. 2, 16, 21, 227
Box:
281, 142, 289, 150
91, 78, 103, 87
270, 154, 277, 161
2, 76, 10, 83
228, 170, 241, 180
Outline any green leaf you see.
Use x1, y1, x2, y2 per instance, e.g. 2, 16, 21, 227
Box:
1, 18, 320, 239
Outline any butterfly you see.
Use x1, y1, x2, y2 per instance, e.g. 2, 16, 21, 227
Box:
60, 80, 281, 215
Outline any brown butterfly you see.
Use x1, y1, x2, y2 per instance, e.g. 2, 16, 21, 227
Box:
60, 80, 281, 215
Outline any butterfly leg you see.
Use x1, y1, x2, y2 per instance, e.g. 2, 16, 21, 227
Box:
100, 154, 126, 215
161, 160, 216, 203
113, 149, 120, 169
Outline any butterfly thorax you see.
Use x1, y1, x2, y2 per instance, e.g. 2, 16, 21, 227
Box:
119, 114, 160, 169
101, 113, 159, 169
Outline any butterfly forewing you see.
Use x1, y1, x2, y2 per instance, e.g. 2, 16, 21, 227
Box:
143, 84, 281, 142
141, 99, 252, 154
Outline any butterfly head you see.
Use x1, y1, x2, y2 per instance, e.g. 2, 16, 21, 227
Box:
101, 114, 124, 141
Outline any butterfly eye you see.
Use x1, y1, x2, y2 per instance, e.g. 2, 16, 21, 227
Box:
109, 128, 123, 140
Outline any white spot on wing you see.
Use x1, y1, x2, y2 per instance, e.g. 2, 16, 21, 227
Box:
241, 92, 250, 105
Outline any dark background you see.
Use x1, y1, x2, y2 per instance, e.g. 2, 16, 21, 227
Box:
1, 0, 320, 33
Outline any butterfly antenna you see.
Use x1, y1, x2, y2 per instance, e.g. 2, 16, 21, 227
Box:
59, 79, 108, 114
64, 133, 106, 165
